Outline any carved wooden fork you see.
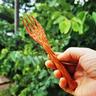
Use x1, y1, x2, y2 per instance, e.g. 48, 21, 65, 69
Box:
22, 15, 77, 91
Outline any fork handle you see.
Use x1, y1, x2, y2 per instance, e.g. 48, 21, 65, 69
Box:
50, 54, 77, 91
61, 61, 77, 76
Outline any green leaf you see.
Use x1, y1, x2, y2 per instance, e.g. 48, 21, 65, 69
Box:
59, 18, 71, 34
71, 17, 85, 34
71, 17, 81, 32
77, 11, 87, 22
51, 11, 61, 20
75, 11, 88, 34
72, 17, 82, 24
72, 21, 80, 32
53, 16, 64, 24
92, 12, 96, 23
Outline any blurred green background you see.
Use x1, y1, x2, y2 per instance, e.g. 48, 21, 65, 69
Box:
0, 0, 96, 96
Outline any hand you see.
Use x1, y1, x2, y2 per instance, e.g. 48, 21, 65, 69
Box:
45, 47, 96, 96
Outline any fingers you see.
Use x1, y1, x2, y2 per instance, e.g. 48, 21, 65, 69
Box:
54, 70, 68, 89
54, 70, 67, 89
59, 78, 74, 95
45, 60, 56, 69
45, 60, 72, 93
45, 60, 62, 78
54, 70, 62, 78
59, 77, 67, 88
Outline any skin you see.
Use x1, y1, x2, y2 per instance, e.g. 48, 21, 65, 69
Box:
45, 47, 96, 96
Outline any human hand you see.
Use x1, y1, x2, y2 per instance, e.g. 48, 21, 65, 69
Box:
45, 47, 96, 96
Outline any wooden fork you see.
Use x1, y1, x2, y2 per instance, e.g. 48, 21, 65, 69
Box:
22, 15, 77, 91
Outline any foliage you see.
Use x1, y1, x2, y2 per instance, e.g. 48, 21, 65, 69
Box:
0, 37, 68, 96
0, 89, 11, 96
0, 4, 14, 23
27, 0, 96, 48
0, 0, 96, 96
